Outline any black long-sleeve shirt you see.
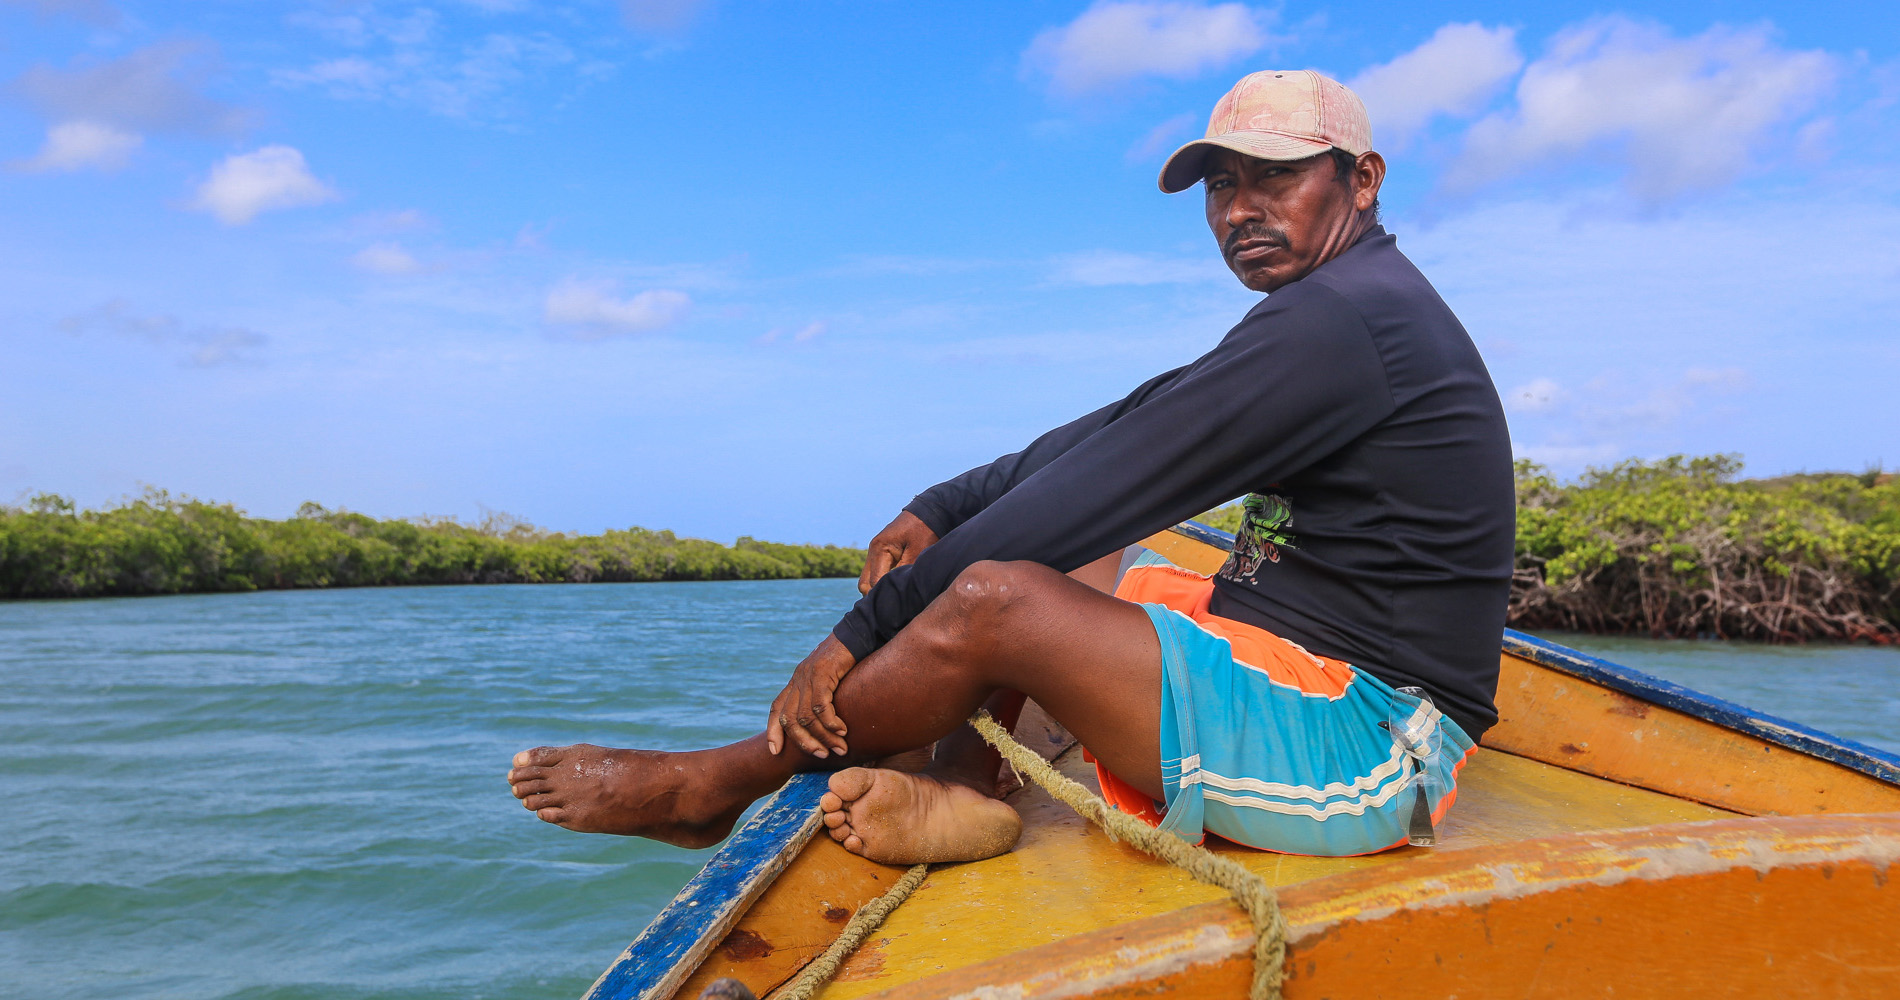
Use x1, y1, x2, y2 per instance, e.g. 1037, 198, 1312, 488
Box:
831, 226, 1516, 740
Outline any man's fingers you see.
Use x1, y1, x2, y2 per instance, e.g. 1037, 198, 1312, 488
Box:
858, 546, 894, 595
768, 690, 797, 755
816, 699, 848, 739
813, 707, 847, 754
786, 719, 830, 758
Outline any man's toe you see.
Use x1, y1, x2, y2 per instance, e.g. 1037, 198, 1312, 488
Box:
842, 834, 864, 854
827, 767, 877, 803
535, 806, 567, 825
510, 778, 551, 799
514, 746, 566, 768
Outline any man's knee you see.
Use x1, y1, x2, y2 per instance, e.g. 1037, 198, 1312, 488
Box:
906, 561, 1070, 663
943, 560, 1063, 630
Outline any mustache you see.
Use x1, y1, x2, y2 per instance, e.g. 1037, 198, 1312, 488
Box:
1222, 224, 1290, 259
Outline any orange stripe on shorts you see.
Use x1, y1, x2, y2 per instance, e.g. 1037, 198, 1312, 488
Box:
1114, 564, 1354, 699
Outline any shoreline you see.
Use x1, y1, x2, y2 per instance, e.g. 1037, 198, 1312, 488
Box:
8, 455, 1896, 645
1, 490, 864, 600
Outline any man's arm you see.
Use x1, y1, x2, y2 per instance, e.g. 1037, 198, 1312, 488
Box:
902, 364, 1192, 537
777, 367, 1192, 755
834, 285, 1397, 662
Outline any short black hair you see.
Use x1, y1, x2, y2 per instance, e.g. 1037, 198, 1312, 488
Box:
1327, 147, 1380, 222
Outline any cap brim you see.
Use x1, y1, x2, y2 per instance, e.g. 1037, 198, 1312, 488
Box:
1157, 132, 1336, 193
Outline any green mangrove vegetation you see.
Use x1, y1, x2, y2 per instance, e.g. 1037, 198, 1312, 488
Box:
1510, 457, 1897, 644
0, 491, 865, 599
10, 456, 1898, 645
1205, 456, 1899, 644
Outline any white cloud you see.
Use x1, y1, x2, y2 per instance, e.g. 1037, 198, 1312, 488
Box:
622, 0, 705, 33
1024, 2, 1274, 96
351, 242, 423, 275
188, 328, 269, 367
58, 299, 267, 367
758, 320, 827, 345
10, 120, 141, 173
514, 221, 552, 250
13, 40, 250, 136
1051, 249, 1226, 286
1584, 366, 1752, 429
1512, 442, 1620, 470
543, 278, 690, 338
1126, 111, 1198, 162
1447, 17, 1837, 203
1684, 366, 1749, 391
1504, 376, 1566, 414
1, 0, 120, 26
1406, 186, 1900, 477
277, 57, 390, 98
274, 19, 580, 120
190, 146, 340, 226
1348, 23, 1522, 144
345, 208, 432, 236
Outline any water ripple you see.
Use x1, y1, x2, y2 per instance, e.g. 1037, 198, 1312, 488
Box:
0, 580, 855, 1000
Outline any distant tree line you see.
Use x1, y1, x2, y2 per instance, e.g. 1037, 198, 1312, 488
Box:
1206, 456, 1898, 644
10, 457, 1898, 645
0, 492, 865, 599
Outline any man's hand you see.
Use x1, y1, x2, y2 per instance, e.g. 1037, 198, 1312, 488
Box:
767, 634, 856, 758
858, 510, 940, 595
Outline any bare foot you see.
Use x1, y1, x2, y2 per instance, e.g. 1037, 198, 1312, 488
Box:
819, 767, 1022, 864
506, 743, 748, 848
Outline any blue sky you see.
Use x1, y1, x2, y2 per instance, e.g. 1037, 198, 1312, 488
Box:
2, 0, 1896, 544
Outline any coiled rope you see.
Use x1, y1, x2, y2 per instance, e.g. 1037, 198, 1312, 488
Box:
773, 710, 1286, 1000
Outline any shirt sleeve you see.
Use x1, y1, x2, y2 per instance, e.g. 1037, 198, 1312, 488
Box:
832, 283, 1399, 661
901, 365, 1191, 537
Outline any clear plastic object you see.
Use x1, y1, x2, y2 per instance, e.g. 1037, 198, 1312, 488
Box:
1386, 685, 1441, 847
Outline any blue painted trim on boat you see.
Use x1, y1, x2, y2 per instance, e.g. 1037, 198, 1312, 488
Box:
581, 772, 830, 1000
1167, 518, 1900, 788
1500, 629, 1900, 787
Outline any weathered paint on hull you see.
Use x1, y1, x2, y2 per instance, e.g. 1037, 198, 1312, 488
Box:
855, 813, 1900, 1000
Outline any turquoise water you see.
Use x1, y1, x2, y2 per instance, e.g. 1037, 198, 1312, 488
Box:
2, 582, 1896, 1000
0, 580, 861, 1000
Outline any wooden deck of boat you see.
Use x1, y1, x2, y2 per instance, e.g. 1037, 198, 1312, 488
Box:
699, 740, 1738, 998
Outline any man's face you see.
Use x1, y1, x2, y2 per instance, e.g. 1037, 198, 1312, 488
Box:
1203, 148, 1377, 293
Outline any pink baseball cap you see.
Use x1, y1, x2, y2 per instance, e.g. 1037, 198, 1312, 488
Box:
1159, 70, 1373, 193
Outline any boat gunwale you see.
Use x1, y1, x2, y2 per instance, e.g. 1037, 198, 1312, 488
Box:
1500, 628, 1900, 785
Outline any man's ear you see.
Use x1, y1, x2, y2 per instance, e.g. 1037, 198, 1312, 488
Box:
1353, 151, 1387, 213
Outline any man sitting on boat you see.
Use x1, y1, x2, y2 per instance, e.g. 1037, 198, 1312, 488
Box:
508, 70, 1515, 862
